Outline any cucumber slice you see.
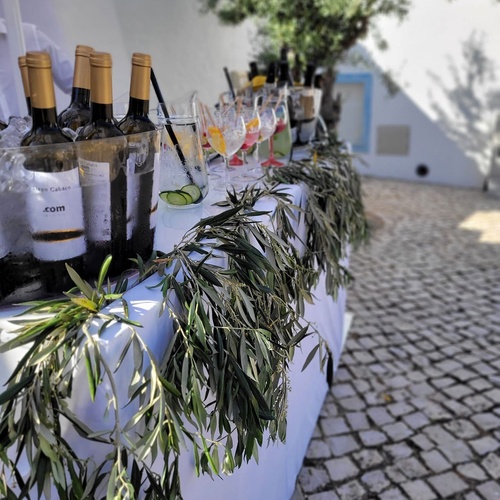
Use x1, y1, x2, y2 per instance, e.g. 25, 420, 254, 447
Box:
180, 184, 202, 202
159, 190, 192, 206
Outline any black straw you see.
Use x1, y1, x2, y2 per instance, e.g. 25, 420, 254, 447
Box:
150, 68, 194, 184
223, 67, 236, 100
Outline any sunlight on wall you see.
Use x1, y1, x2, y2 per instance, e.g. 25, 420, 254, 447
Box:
459, 211, 500, 243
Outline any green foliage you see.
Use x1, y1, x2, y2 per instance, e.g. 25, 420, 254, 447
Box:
200, 0, 412, 68
0, 140, 367, 499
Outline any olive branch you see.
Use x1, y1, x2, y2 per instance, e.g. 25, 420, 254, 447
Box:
0, 137, 367, 499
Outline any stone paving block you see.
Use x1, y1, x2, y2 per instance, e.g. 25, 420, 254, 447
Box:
386, 375, 410, 389
337, 396, 366, 411
423, 425, 455, 445
435, 359, 463, 374
367, 406, 395, 426
297, 466, 330, 494
351, 379, 371, 394
401, 479, 437, 500
325, 457, 359, 483
463, 394, 495, 412
334, 480, 367, 500
378, 487, 406, 500
444, 419, 480, 439
331, 383, 357, 400
403, 411, 430, 430
344, 411, 370, 431
443, 399, 472, 417
470, 436, 500, 456
457, 462, 489, 481
384, 442, 414, 460
306, 439, 332, 460
482, 452, 500, 479
477, 481, 500, 500
351, 449, 384, 469
483, 388, 500, 404
320, 417, 350, 436
410, 433, 435, 451
430, 377, 455, 389
290, 485, 306, 500
464, 492, 485, 500
396, 456, 429, 479
472, 412, 500, 431
442, 383, 474, 399
385, 465, 407, 483
409, 382, 436, 397
387, 401, 415, 417
334, 368, 351, 382
319, 402, 339, 418
472, 362, 496, 376
453, 368, 479, 382
440, 439, 474, 465
327, 434, 360, 457
382, 421, 414, 442
359, 430, 388, 447
427, 471, 468, 497
360, 470, 390, 493
421, 449, 451, 473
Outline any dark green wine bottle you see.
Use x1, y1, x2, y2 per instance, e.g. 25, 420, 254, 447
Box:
20, 51, 86, 295
58, 45, 93, 132
117, 53, 158, 261
76, 51, 129, 278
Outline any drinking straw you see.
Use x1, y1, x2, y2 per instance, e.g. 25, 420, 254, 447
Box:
150, 68, 194, 183
223, 67, 236, 100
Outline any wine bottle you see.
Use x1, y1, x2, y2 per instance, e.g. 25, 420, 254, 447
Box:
292, 53, 302, 86
76, 51, 129, 278
248, 61, 259, 81
297, 62, 317, 144
274, 59, 295, 157
58, 45, 93, 132
117, 52, 159, 261
18, 55, 31, 115
20, 51, 86, 295
264, 61, 277, 94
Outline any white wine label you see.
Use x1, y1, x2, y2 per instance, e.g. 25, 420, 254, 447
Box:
78, 159, 111, 243
150, 152, 160, 230
26, 168, 86, 261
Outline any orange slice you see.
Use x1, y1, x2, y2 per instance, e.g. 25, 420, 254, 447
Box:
208, 126, 226, 155
245, 117, 259, 131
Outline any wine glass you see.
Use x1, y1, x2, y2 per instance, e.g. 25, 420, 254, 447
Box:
261, 99, 288, 168
230, 106, 261, 168
205, 108, 246, 191
248, 106, 277, 180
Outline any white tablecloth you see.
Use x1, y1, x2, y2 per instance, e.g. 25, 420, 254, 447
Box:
0, 166, 349, 500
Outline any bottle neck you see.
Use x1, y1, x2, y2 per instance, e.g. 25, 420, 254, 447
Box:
126, 96, 150, 118
70, 87, 90, 106
31, 106, 59, 129
90, 102, 115, 122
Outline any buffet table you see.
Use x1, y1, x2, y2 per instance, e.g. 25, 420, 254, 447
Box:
0, 158, 350, 499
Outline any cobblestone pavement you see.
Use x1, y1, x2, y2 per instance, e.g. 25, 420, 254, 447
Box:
294, 177, 500, 500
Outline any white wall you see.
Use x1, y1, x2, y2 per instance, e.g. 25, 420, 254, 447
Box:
360, 0, 500, 179
6, 0, 257, 113
338, 65, 485, 188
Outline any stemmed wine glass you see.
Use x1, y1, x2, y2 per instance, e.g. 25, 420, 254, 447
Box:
230, 106, 261, 167
205, 108, 246, 191
261, 99, 288, 168
246, 106, 277, 180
